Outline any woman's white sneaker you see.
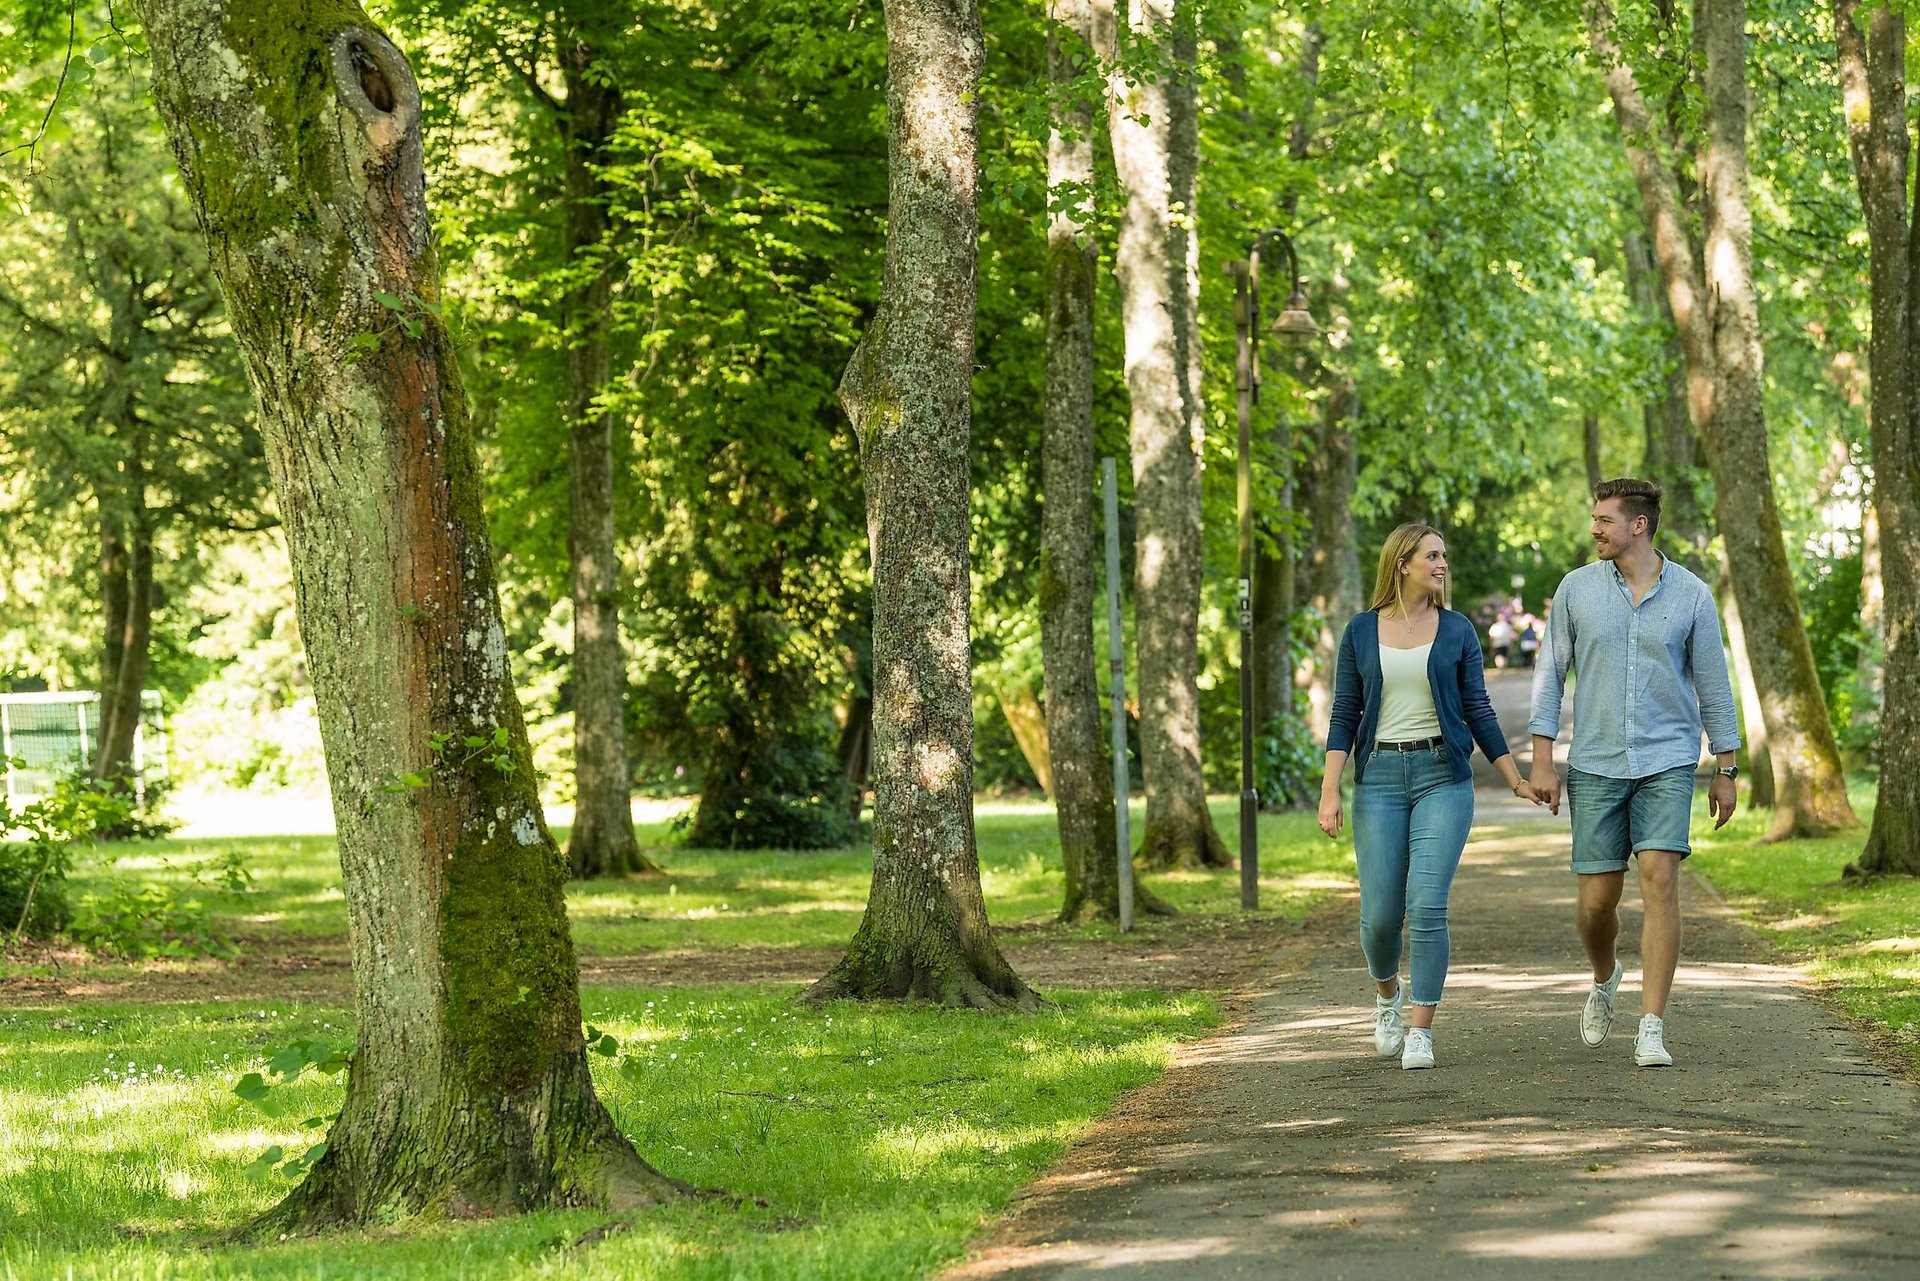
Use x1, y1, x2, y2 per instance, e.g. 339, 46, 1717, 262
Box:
1402, 1027, 1436, 1070
1634, 1014, 1674, 1067
1374, 982, 1407, 1057
1582, 959, 1624, 1046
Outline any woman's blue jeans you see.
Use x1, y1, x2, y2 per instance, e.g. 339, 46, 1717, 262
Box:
1352, 745, 1475, 1006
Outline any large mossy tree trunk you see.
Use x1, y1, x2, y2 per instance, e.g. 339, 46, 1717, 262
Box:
1043, 0, 1168, 922
136, 0, 684, 1227
1591, 0, 1857, 840
1834, 0, 1920, 876
1098, 0, 1227, 871
557, 22, 653, 879
805, 0, 1036, 1008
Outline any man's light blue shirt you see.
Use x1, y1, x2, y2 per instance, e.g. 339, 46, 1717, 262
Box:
1529, 555, 1741, 780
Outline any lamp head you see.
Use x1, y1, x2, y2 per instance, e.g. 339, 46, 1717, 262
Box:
1269, 286, 1321, 347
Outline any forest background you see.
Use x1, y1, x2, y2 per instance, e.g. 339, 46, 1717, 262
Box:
0, 0, 1885, 867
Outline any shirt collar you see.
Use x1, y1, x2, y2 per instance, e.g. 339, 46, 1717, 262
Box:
1607, 551, 1670, 594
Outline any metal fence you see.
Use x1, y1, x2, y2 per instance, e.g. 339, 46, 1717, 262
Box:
0, 691, 168, 805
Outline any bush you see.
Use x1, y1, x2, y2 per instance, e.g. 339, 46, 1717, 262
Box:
68, 876, 234, 960
0, 839, 70, 938
0, 772, 131, 944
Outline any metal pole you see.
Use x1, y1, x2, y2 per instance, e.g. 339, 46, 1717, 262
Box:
1102, 457, 1134, 932
1234, 256, 1260, 910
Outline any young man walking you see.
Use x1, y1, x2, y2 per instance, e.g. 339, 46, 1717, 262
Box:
1528, 478, 1741, 1067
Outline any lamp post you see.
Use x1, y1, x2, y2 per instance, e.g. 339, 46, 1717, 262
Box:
1229, 229, 1320, 911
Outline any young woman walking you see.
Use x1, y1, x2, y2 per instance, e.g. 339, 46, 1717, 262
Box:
1318, 524, 1538, 1068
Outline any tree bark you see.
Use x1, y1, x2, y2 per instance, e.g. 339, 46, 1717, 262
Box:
1854, 499, 1883, 749
1098, 0, 1226, 870
1833, 0, 1920, 875
1582, 411, 1604, 493
1722, 565, 1776, 808
1302, 379, 1361, 742
136, 0, 683, 1226
1591, 0, 1857, 839
557, 23, 652, 879
96, 518, 129, 774
805, 0, 1036, 1008
1622, 227, 1711, 575
93, 502, 153, 786
1043, 0, 1163, 921
1249, 420, 1294, 742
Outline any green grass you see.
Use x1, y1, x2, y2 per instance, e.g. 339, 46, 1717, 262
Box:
0, 986, 1216, 1279
0, 796, 1347, 1277
1690, 783, 1920, 1070
5, 799, 1345, 978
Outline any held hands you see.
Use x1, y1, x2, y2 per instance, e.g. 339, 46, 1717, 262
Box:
1530, 768, 1561, 816
1708, 773, 1737, 830
1511, 780, 1547, 806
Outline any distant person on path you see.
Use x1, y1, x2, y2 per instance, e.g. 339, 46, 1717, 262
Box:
1517, 613, 1541, 668
1528, 478, 1741, 1069
1320, 524, 1540, 1070
1488, 615, 1516, 669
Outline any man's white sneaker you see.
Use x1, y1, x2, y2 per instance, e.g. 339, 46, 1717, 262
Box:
1581, 959, 1624, 1046
1635, 1014, 1674, 1067
1374, 982, 1407, 1057
1402, 1027, 1436, 1070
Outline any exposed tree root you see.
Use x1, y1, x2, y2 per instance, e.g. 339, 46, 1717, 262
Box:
1134, 814, 1233, 871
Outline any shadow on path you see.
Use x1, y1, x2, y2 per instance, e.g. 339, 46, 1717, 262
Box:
951, 786, 1920, 1279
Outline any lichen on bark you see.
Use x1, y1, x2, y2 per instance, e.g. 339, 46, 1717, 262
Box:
806, 0, 1036, 1009
136, 0, 682, 1228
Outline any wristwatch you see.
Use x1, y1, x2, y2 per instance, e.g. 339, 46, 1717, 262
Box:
1716, 766, 1739, 780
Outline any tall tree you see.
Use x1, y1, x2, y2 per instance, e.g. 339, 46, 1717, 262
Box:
0, 59, 266, 789
1589, 0, 1858, 839
806, 0, 1036, 1006
1097, 0, 1227, 869
135, 0, 681, 1223
1043, 0, 1167, 921
552, 8, 651, 878
1832, 0, 1920, 876
1622, 227, 1711, 573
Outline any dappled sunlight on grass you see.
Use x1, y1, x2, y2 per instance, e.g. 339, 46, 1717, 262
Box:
1691, 783, 1920, 1067
10, 795, 1352, 976
0, 986, 1217, 1279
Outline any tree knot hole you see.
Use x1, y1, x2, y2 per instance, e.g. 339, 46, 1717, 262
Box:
350, 42, 396, 113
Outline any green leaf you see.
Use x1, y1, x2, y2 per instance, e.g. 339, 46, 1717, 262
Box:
242, 1146, 284, 1181
267, 1042, 310, 1078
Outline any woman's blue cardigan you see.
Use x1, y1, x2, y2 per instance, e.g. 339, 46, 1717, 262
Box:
1326, 609, 1511, 784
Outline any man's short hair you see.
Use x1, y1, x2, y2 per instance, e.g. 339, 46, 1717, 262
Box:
1594, 476, 1663, 537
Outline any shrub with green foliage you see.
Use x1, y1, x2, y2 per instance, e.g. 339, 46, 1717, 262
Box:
1, 771, 132, 943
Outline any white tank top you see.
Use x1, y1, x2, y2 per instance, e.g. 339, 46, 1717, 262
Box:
1376, 642, 1441, 742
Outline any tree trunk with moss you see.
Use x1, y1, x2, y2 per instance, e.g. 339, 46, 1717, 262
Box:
136, 0, 684, 1227
1098, 0, 1226, 871
556, 22, 653, 879
805, 0, 1036, 1008
1592, 0, 1857, 840
1834, 0, 1920, 876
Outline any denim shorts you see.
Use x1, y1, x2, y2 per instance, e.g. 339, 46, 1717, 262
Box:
1566, 765, 1695, 874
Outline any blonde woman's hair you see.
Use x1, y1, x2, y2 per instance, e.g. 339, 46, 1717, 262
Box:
1368, 523, 1448, 617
